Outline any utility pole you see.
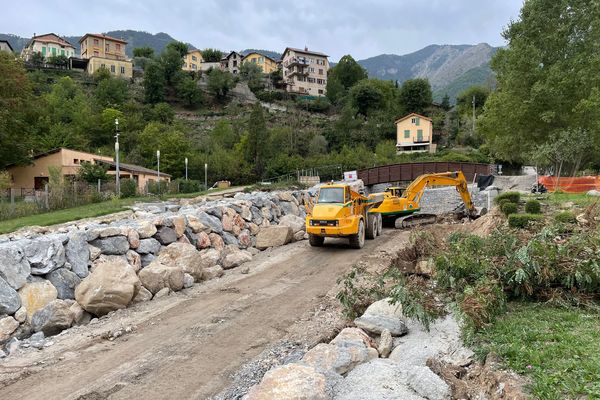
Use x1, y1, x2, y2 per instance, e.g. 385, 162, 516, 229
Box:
185, 157, 188, 181
157, 150, 160, 193
204, 163, 208, 190
472, 95, 476, 135
115, 118, 120, 197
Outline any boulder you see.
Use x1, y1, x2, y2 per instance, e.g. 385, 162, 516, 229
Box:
279, 214, 306, 233
69, 302, 90, 325
89, 245, 101, 261
302, 342, 378, 375
154, 227, 178, 245
209, 233, 225, 251
0, 279, 20, 315
294, 231, 306, 242
75, 258, 141, 316
377, 329, 393, 358
153, 287, 170, 299
222, 250, 252, 270
90, 236, 130, 255
206, 206, 223, 219
0, 242, 31, 290
187, 215, 211, 234
245, 363, 336, 400
405, 366, 451, 400
169, 215, 186, 237
248, 222, 260, 235
250, 206, 263, 225
25, 236, 66, 275
222, 232, 239, 246
363, 298, 404, 319
46, 268, 81, 300
138, 261, 184, 294
198, 211, 223, 234
132, 286, 153, 303
183, 273, 194, 288
196, 231, 211, 249
238, 230, 252, 248
156, 243, 204, 281
31, 299, 74, 336
277, 192, 296, 202
331, 327, 377, 349
354, 315, 407, 336
0, 316, 19, 343
127, 229, 140, 249
240, 205, 252, 221
14, 307, 27, 323
65, 232, 90, 278
261, 207, 272, 221
255, 226, 293, 250
202, 265, 224, 280
137, 238, 162, 255
587, 189, 600, 197
137, 220, 158, 238
280, 201, 299, 216
95, 226, 125, 238
140, 254, 155, 267
126, 250, 142, 271
222, 212, 234, 232
18, 280, 57, 321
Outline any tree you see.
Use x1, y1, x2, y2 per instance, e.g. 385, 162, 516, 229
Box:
93, 66, 111, 83
133, 46, 154, 58
399, 78, 432, 115
349, 83, 383, 116
176, 75, 203, 108
47, 54, 69, 69
326, 55, 367, 103
77, 161, 108, 183
479, 0, 600, 163
94, 75, 128, 108
166, 41, 189, 58
30, 52, 44, 68
149, 102, 175, 124
144, 61, 166, 103
239, 62, 264, 93
456, 86, 489, 117
160, 47, 184, 85
308, 134, 328, 155
441, 94, 450, 111
136, 122, 190, 176
206, 69, 235, 101
202, 48, 224, 62
244, 104, 269, 177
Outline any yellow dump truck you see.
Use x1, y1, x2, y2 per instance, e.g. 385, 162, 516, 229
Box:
306, 182, 383, 249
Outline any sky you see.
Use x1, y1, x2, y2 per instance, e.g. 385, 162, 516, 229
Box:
5, 0, 523, 60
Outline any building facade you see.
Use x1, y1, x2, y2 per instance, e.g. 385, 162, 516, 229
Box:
281, 47, 329, 96
20, 33, 76, 61
183, 49, 203, 72
79, 33, 133, 78
242, 52, 278, 74
220, 51, 243, 74
395, 113, 436, 154
0, 40, 14, 53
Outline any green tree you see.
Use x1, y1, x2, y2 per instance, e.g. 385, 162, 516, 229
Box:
210, 120, 238, 150
308, 134, 328, 155
133, 46, 154, 58
244, 104, 269, 177
143, 61, 166, 103
137, 122, 190, 176
206, 69, 235, 102
47, 54, 69, 69
160, 47, 185, 85
93, 66, 111, 83
349, 82, 383, 116
239, 62, 264, 93
176, 75, 203, 108
399, 79, 432, 115
202, 48, 224, 62
456, 86, 489, 117
77, 161, 108, 183
326, 55, 367, 103
148, 102, 175, 124
30, 51, 44, 68
166, 41, 189, 58
441, 94, 450, 111
94, 75, 128, 108
479, 0, 600, 163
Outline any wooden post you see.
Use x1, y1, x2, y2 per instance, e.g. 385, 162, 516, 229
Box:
10, 188, 14, 205
44, 184, 49, 210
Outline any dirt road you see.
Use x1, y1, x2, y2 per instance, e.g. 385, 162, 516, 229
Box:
0, 230, 408, 400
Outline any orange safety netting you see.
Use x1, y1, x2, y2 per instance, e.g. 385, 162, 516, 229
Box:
538, 176, 600, 193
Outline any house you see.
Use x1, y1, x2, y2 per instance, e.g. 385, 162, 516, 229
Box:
79, 33, 133, 78
6, 148, 169, 192
242, 52, 278, 74
395, 113, 437, 154
220, 51, 243, 74
183, 49, 203, 72
0, 40, 14, 53
281, 47, 329, 96
20, 33, 76, 61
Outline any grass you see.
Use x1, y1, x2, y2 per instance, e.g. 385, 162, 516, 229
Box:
474, 302, 600, 399
537, 192, 598, 207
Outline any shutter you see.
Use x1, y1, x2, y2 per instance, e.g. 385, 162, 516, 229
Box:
404, 130, 410, 139
417, 129, 423, 141
416, 117, 420, 126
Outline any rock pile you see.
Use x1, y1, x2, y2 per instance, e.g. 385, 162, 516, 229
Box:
0, 190, 310, 353
245, 298, 458, 400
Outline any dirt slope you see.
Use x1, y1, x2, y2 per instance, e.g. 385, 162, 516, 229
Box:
0, 231, 408, 400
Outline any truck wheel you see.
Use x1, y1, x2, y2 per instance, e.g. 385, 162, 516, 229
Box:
309, 234, 325, 247
366, 213, 377, 240
349, 220, 365, 249
376, 213, 383, 236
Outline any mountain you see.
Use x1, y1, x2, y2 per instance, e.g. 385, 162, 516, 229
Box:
0, 30, 188, 58
357, 43, 498, 102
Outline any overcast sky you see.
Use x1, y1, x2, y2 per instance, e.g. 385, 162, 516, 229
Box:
5, 0, 523, 60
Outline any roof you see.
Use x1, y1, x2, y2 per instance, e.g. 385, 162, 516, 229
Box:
79, 33, 128, 44
394, 113, 433, 124
94, 159, 172, 177
0, 40, 14, 51
282, 47, 328, 58
220, 50, 242, 60
27, 33, 75, 49
242, 52, 277, 63
5, 147, 111, 168
187, 49, 202, 54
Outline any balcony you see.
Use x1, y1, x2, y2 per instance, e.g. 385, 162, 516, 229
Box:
284, 57, 310, 67
287, 68, 309, 78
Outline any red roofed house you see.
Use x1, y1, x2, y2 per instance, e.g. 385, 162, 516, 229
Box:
79, 33, 133, 78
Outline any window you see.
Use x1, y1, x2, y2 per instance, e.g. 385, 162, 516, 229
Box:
318, 187, 344, 204
192, 55, 197, 61
318, 89, 324, 94
259, 57, 264, 63
183, 62, 187, 68
51, 47, 56, 56
251, 58, 256, 63
308, 77, 315, 83
233, 60, 237, 67
105, 43, 110, 52
411, 117, 420, 126
417, 129, 423, 141
120, 66, 125, 74
94, 50, 99, 57
116, 43, 121, 51
110, 65, 115, 73
101, 63, 106, 68
93, 39, 99, 45
309, 67, 315, 73
42, 47, 46, 55
73, 159, 79, 164
319, 69, 323, 75
192, 64, 197, 70
404, 130, 410, 139
61, 49, 65, 56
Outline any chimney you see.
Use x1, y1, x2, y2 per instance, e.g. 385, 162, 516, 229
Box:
304, 46, 308, 51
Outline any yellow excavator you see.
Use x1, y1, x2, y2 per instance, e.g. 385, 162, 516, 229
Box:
369, 171, 484, 228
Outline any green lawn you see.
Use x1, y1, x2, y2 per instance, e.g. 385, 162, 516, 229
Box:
536, 192, 598, 207
475, 302, 600, 399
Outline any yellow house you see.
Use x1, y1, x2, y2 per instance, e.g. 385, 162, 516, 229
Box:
395, 113, 436, 154
6, 148, 169, 192
183, 49, 203, 72
79, 33, 133, 78
242, 52, 278, 74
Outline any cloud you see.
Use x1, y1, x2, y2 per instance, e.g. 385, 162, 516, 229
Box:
4, 0, 522, 60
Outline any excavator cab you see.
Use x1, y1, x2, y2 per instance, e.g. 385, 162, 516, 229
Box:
384, 187, 403, 198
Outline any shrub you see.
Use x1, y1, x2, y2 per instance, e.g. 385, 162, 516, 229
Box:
120, 179, 137, 198
508, 213, 543, 228
495, 191, 521, 204
501, 202, 518, 216
525, 199, 542, 214
174, 178, 202, 193
555, 211, 576, 224
496, 198, 512, 209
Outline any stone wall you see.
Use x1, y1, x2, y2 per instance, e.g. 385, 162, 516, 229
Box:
0, 191, 311, 352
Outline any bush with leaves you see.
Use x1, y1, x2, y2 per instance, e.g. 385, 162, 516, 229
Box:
508, 213, 543, 228
555, 210, 576, 224
77, 162, 108, 183
494, 191, 521, 204
501, 202, 518, 216
119, 178, 137, 198
525, 199, 542, 214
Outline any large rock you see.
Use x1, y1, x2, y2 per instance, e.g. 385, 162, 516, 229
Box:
156, 243, 204, 281
138, 261, 184, 294
18, 280, 57, 321
31, 299, 74, 336
90, 236, 130, 255
202, 265, 224, 280
127, 229, 140, 249
196, 231, 211, 249
302, 342, 378, 375
405, 366, 451, 400
169, 215, 186, 237
198, 211, 223, 234
25, 236, 66, 275
255, 226, 293, 250
137, 238, 162, 255
331, 327, 376, 349
245, 363, 336, 400
137, 220, 157, 238
209, 233, 224, 251
132, 286, 153, 303
278, 214, 306, 233
0, 316, 19, 343
354, 298, 407, 336
280, 201, 300, 216
154, 226, 178, 245
65, 232, 90, 278
187, 215, 211, 234
238, 230, 252, 248
0, 242, 31, 290
46, 268, 81, 300
126, 250, 142, 271
1, 280, 20, 316
222, 232, 239, 246
75, 258, 141, 316
378, 328, 393, 358
222, 249, 252, 270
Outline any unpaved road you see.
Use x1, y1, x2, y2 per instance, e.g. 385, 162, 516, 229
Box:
0, 230, 408, 400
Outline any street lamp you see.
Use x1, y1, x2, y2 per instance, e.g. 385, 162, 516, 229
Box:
185, 157, 188, 181
157, 150, 161, 192
204, 163, 208, 191
115, 118, 120, 197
